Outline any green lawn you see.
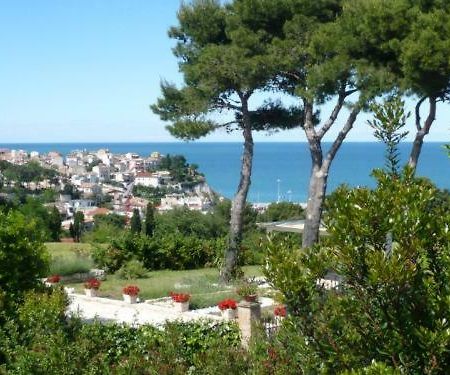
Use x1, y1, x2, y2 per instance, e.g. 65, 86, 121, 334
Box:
45, 242, 95, 276
66, 265, 263, 309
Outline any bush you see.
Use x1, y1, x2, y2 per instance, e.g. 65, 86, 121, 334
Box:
265, 169, 450, 373
0, 211, 49, 304
82, 222, 126, 243
92, 232, 226, 272
116, 259, 148, 280
257, 201, 305, 222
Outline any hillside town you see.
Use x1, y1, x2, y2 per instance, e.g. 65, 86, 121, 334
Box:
0, 147, 216, 230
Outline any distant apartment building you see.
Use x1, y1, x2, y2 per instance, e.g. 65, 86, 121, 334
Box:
96, 149, 111, 166
159, 194, 208, 211
79, 182, 102, 197
134, 172, 160, 188
92, 164, 110, 182
47, 152, 64, 167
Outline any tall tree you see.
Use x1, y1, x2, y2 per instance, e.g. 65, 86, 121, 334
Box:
130, 208, 142, 234
239, 0, 391, 247
152, 0, 300, 281
144, 202, 155, 237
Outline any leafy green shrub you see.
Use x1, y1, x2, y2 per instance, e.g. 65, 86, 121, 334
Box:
0, 211, 49, 305
257, 201, 305, 222
82, 222, 126, 243
116, 259, 148, 280
265, 169, 450, 373
92, 232, 226, 272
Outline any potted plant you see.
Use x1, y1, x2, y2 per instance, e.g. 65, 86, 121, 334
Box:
122, 285, 140, 304
169, 292, 190, 312
218, 298, 238, 320
236, 280, 258, 303
84, 278, 101, 297
45, 274, 61, 287
274, 305, 287, 324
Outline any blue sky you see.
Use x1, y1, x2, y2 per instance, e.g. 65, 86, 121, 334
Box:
0, 1, 448, 143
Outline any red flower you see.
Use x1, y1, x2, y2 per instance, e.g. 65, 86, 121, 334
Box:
123, 285, 140, 296
169, 292, 190, 303
274, 305, 287, 317
217, 298, 237, 311
84, 278, 101, 290
46, 275, 61, 283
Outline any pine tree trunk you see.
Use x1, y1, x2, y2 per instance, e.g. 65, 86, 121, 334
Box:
302, 164, 328, 248
408, 96, 436, 170
408, 131, 426, 170
301, 100, 359, 248
221, 108, 253, 283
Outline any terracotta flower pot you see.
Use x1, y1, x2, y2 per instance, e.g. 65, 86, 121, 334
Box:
244, 294, 258, 303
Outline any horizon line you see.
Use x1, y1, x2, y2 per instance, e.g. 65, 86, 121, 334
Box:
0, 140, 447, 144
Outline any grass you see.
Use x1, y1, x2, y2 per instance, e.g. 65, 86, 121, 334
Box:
66, 265, 263, 309
45, 242, 95, 276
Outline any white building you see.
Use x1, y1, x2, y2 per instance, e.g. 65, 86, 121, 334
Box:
92, 164, 110, 182
134, 172, 160, 188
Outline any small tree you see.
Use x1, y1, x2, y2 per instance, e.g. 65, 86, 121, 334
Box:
368, 94, 410, 176
48, 206, 62, 242
130, 209, 142, 234
144, 203, 155, 237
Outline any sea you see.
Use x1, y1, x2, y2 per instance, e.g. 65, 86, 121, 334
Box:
0, 142, 448, 203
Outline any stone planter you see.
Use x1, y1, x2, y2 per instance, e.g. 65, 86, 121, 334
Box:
174, 301, 189, 312
123, 294, 138, 304
221, 308, 237, 320
84, 288, 98, 297
238, 301, 262, 347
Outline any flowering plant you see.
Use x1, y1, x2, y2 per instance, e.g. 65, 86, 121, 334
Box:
274, 305, 287, 317
169, 292, 190, 303
236, 280, 258, 298
123, 285, 140, 296
84, 278, 101, 290
217, 298, 237, 311
46, 275, 61, 283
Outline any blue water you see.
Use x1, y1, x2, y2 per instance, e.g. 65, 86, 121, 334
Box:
1, 142, 448, 202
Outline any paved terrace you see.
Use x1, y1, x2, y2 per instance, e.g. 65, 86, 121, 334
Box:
66, 290, 275, 326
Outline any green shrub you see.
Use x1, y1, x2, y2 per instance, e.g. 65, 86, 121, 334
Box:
92, 232, 226, 272
265, 169, 450, 373
116, 259, 148, 280
0, 211, 49, 305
